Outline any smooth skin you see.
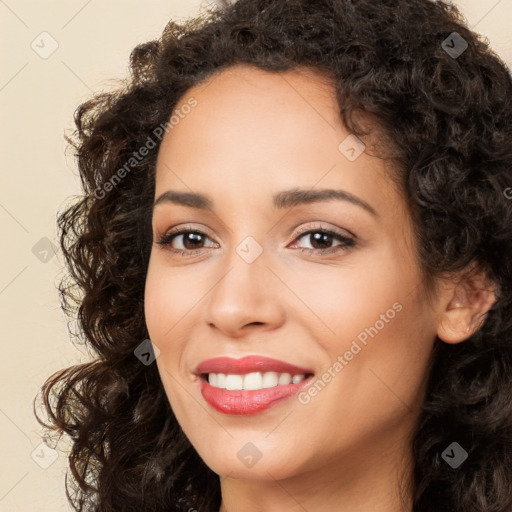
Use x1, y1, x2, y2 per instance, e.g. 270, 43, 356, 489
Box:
144, 64, 496, 512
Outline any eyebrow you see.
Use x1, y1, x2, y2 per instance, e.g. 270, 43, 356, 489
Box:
153, 187, 378, 217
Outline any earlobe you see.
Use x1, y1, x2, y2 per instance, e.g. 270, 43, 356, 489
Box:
436, 266, 497, 344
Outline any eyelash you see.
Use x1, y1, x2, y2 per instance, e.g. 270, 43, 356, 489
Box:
156, 224, 355, 257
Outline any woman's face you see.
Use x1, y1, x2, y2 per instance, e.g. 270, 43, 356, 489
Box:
144, 64, 439, 481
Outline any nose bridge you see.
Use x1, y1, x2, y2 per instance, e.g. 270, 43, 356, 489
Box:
215, 231, 270, 300
216, 203, 270, 271
204, 230, 285, 333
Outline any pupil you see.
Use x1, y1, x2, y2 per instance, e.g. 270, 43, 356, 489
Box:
311, 232, 331, 249
184, 233, 203, 249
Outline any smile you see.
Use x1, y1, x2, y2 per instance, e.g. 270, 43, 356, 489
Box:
196, 356, 314, 415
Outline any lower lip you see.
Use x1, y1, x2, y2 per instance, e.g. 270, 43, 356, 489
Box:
200, 377, 312, 415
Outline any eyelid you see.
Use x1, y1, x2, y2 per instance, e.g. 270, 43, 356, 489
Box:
290, 222, 356, 241
156, 223, 216, 242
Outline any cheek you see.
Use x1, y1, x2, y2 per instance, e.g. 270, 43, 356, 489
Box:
143, 259, 185, 369
291, 275, 432, 459
144, 260, 197, 416
289, 248, 419, 346
144, 258, 196, 342
292, 244, 433, 400
144, 261, 167, 340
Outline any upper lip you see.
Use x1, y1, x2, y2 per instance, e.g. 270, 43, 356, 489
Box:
196, 356, 314, 376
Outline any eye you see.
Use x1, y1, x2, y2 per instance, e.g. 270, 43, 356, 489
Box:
156, 225, 218, 256
155, 224, 355, 257
289, 225, 355, 255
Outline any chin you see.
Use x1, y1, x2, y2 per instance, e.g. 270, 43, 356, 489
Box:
192, 438, 305, 481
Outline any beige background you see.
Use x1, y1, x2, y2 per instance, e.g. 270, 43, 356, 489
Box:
0, 1, 510, 510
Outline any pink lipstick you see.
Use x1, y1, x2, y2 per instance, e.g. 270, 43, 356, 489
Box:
196, 356, 314, 415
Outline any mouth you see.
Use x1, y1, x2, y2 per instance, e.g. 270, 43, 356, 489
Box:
196, 356, 315, 415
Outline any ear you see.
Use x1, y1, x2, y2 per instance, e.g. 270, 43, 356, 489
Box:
436, 262, 497, 344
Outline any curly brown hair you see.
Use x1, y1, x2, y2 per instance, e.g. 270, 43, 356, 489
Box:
34, 0, 512, 510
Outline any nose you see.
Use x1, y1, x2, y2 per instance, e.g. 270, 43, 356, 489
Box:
203, 247, 286, 339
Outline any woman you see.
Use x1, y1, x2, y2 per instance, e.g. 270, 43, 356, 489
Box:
35, 0, 512, 511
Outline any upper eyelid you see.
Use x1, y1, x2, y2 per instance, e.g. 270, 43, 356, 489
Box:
293, 223, 355, 239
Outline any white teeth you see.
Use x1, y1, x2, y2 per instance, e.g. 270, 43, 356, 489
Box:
243, 372, 263, 390
225, 374, 243, 390
206, 371, 308, 390
216, 373, 226, 388
278, 372, 292, 385
262, 371, 279, 388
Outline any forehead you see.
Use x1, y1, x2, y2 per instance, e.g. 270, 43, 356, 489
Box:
157, 65, 350, 167
154, 64, 400, 215
176, 66, 337, 141
190, 63, 337, 103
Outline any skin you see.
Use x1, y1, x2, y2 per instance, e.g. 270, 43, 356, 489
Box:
144, 64, 496, 512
